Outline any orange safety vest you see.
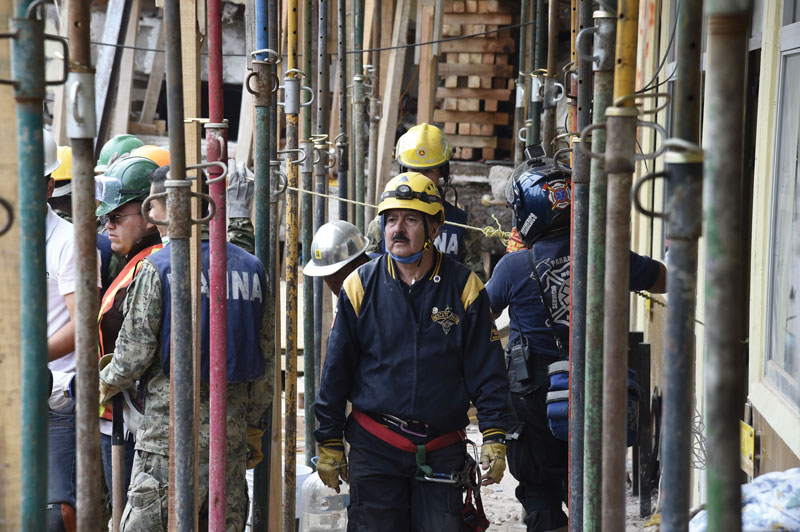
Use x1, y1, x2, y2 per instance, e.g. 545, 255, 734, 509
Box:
98, 243, 162, 421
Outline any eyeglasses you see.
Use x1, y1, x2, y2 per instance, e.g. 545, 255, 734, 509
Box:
100, 212, 142, 226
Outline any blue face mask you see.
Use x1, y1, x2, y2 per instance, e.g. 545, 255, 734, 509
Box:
388, 249, 423, 264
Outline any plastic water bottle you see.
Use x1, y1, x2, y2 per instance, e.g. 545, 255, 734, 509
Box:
298, 472, 349, 532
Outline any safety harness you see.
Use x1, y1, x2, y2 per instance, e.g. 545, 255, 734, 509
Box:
351, 409, 490, 531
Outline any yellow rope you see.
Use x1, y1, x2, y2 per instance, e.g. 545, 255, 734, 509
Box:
284, 185, 512, 243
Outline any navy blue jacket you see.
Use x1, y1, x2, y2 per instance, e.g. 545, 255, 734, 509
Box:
486, 234, 661, 357
314, 252, 509, 442
149, 241, 266, 383
433, 201, 468, 262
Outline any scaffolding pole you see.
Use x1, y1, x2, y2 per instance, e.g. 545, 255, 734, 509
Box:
541, 0, 559, 157
514, 0, 530, 165
314, 0, 330, 403
528, 0, 546, 146
14, 1, 48, 529
659, 1, 704, 530
163, 1, 195, 529
601, 0, 639, 528
581, 10, 616, 530
283, 0, 301, 525
568, 1, 593, 529
336, 0, 349, 221
301, 0, 316, 471
66, 0, 102, 529
703, 2, 750, 531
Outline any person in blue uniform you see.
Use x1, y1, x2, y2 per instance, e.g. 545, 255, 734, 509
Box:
484, 156, 666, 532
314, 172, 510, 531
365, 124, 485, 280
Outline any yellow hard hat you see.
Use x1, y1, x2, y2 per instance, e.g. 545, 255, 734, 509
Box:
378, 172, 445, 224
394, 123, 453, 170
130, 145, 170, 167
52, 146, 72, 182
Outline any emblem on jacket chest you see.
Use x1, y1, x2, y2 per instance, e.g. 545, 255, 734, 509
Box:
431, 306, 460, 335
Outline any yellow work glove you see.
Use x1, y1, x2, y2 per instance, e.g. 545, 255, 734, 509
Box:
98, 354, 119, 407
246, 426, 265, 469
317, 439, 348, 493
479, 429, 507, 485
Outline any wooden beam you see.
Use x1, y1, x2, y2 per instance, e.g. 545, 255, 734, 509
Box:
111, 0, 141, 137
437, 62, 514, 77
139, 19, 166, 125
94, 0, 130, 149
362, 0, 376, 66
375, 0, 412, 202
442, 12, 512, 25
439, 36, 515, 53
433, 109, 509, 125
378, 0, 394, 95
446, 134, 497, 148
436, 87, 512, 100
416, 2, 438, 124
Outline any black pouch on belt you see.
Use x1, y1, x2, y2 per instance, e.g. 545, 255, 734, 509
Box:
507, 336, 531, 382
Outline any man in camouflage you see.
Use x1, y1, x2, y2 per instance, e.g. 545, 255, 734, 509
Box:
99, 163, 273, 531
366, 123, 485, 280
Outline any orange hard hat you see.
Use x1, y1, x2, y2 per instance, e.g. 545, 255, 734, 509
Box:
130, 145, 170, 167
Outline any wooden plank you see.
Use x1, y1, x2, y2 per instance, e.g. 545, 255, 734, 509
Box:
94, 0, 130, 148
484, 99, 498, 112
111, 0, 141, 137
378, 0, 394, 95
444, 122, 457, 134
362, 0, 376, 66
458, 123, 471, 135
376, 0, 413, 196
440, 36, 515, 53
139, 19, 166, 125
451, 0, 466, 12
128, 122, 157, 135
442, 11, 512, 26
436, 87, 512, 100
482, 148, 495, 159
0, 1, 21, 527
465, 0, 477, 12
459, 148, 473, 159
447, 134, 497, 148
416, 3, 438, 123
438, 62, 514, 77
433, 109, 509, 125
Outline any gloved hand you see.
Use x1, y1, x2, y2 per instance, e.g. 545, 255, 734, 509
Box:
246, 426, 265, 469
98, 353, 119, 405
317, 440, 348, 493
227, 159, 254, 219
479, 431, 507, 485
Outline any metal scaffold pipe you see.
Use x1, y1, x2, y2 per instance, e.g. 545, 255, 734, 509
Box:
336, 0, 349, 221
541, 0, 559, 157
302, 0, 316, 471
207, 0, 228, 528
164, 0, 195, 529
314, 0, 330, 403
581, 9, 616, 530
352, 73, 366, 232
13, 1, 48, 528
568, 1, 593, 529
659, 1, 704, 530
601, 0, 639, 529
284, 0, 301, 525
703, 2, 750, 531
514, 0, 531, 165
66, 0, 102, 529
528, 0, 546, 146
250, 0, 277, 527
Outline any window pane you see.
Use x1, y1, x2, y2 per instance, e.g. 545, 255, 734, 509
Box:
766, 50, 800, 406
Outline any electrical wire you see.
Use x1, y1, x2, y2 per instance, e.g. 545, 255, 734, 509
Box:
635, 0, 679, 94
80, 20, 536, 57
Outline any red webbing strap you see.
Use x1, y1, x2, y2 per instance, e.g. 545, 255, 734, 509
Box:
351, 409, 463, 453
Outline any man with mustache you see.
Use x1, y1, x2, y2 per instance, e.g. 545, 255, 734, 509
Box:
314, 172, 510, 531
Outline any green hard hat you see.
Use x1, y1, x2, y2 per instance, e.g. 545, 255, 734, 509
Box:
95, 156, 159, 216
95, 134, 145, 174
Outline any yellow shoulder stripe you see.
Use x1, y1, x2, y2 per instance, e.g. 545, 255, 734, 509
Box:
461, 272, 485, 311
342, 270, 365, 317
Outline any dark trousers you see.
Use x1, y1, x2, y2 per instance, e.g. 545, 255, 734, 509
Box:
345, 418, 466, 532
507, 369, 568, 532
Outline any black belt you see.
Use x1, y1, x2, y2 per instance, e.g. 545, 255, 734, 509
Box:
365, 411, 446, 439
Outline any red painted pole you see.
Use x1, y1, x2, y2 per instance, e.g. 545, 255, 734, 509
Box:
207, 0, 227, 528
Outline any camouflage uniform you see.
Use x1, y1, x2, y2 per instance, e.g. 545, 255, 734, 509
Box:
99, 256, 273, 532
365, 211, 486, 282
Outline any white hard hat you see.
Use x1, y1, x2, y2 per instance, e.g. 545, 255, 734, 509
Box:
303, 220, 370, 277
43, 128, 61, 176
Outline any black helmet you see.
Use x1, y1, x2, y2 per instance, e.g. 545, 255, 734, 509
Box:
505, 159, 571, 246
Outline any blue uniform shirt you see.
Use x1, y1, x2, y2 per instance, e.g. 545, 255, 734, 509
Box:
314, 252, 509, 443
485, 234, 660, 357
